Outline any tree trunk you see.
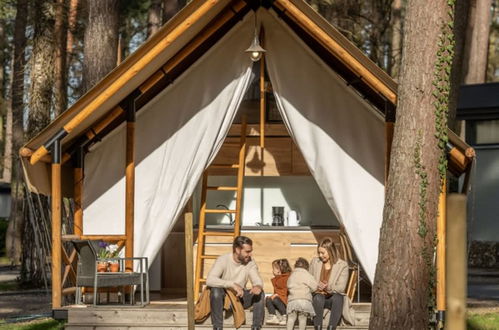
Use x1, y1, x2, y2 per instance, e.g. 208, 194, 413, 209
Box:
389, 0, 403, 79
66, 0, 79, 63
54, 0, 68, 116
163, 0, 184, 24
82, 0, 119, 93
148, 0, 162, 38
6, 0, 28, 265
0, 21, 6, 175
370, 1, 451, 328
463, 0, 493, 84
448, 0, 471, 135
27, 0, 56, 138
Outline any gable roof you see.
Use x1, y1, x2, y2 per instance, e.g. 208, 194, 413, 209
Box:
21, 0, 473, 194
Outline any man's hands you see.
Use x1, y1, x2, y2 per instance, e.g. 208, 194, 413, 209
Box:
250, 285, 262, 296
231, 283, 244, 297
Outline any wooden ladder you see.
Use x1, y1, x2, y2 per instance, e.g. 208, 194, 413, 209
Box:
194, 118, 247, 301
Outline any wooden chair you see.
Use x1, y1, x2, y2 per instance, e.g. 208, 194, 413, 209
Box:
72, 240, 149, 306
338, 228, 359, 301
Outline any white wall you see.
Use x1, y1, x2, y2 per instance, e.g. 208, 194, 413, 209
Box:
193, 176, 340, 227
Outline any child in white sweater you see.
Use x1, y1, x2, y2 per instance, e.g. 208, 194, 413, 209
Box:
286, 258, 319, 330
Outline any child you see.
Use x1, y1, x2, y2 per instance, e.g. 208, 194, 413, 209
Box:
266, 259, 292, 325
286, 258, 318, 330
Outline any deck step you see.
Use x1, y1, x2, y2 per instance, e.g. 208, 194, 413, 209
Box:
65, 325, 368, 330
65, 303, 371, 328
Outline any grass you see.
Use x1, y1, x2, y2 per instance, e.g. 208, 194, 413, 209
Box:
467, 312, 499, 330
0, 319, 64, 330
0, 279, 19, 291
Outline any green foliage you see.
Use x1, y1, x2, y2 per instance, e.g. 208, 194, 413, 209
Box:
467, 313, 499, 330
0, 319, 64, 330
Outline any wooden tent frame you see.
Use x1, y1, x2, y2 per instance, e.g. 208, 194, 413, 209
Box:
20, 1, 474, 323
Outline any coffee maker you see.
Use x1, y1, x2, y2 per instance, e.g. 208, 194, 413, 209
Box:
272, 207, 285, 226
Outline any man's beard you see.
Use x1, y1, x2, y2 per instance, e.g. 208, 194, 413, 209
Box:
237, 253, 251, 265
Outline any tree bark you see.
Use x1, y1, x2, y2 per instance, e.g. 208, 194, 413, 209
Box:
66, 0, 79, 62
54, 0, 68, 116
148, 0, 162, 38
6, 0, 28, 265
448, 0, 471, 135
27, 0, 56, 138
370, 1, 450, 329
82, 0, 119, 93
163, 0, 184, 24
389, 0, 403, 79
463, 0, 493, 84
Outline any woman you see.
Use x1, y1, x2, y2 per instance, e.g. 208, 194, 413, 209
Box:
309, 237, 350, 330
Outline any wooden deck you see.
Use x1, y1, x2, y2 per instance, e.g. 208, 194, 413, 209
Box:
63, 299, 371, 329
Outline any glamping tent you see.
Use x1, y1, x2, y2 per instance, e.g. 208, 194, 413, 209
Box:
21, 0, 474, 309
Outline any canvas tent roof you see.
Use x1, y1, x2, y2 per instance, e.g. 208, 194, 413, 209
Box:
20, 0, 474, 282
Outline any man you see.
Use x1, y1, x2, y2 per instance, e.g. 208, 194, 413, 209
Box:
206, 235, 265, 330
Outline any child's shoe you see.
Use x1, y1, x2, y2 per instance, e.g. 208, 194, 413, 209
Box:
266, 314, 280, 325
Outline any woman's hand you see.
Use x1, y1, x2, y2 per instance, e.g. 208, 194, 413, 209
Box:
317, 281, 328, 291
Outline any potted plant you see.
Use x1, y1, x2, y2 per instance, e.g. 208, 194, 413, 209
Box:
106, 244, 120, 272
97, 242, 110, 272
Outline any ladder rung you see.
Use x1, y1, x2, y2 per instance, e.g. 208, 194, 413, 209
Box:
203, 231, 235, 237
199, 278, 206, 283
209, 164, 239, 169
200, 255, 219, 259
204, 209, 237, 214
207, 186, 238, 191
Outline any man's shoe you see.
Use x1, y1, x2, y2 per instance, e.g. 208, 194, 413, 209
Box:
212, 327, 222, 330
251, 327, 261, 330
314, 326, 323, 330
327, 326, 335, 330
266, 314, 280, 325
278, 315, 287, 325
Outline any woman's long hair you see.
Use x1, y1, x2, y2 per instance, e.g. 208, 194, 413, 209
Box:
318, 237, 340, 264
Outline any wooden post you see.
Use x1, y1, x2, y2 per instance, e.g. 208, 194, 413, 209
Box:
184, 200, 195, 330
125, 102, 135, 271
437, 178, 446, 325
445, 194, 467, 330
73, 147, 83, 236
51, 139, 62, 308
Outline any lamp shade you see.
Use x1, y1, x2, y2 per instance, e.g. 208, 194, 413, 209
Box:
245, 34, 266, 62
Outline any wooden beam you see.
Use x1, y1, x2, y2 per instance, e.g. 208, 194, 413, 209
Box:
29, 0, 225, 165
273, 0, 397, 105
61, 234, 127, 241
20, 147, 71, 164
445, 194, 467, 330
437, 178, 446, 322
85, 106, 125, 140
184, 201, 195, 330
125, 106, 135, 272
51, 140, 62, 308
